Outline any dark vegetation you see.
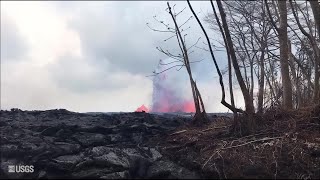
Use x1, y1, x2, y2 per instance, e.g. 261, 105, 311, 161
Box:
156, 105, 320, 179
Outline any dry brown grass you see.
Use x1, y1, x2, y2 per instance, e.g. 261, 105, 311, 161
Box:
154, 105, 320, 179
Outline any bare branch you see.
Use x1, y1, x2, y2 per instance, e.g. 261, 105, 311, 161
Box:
146, 64, 185, 77
146, 23, 175, 33
187, 37, 201, 51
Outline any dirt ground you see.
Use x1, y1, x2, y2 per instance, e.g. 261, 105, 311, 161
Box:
152, 105, 320, 179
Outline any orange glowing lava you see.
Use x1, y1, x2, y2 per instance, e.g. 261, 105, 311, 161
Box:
135, 104, 149, 112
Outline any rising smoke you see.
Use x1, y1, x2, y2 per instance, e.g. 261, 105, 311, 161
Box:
136, 58, 195, 113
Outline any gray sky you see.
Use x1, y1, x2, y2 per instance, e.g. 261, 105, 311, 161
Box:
1, 1, 245, 113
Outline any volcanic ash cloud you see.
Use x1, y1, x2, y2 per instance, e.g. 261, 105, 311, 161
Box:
135, 59, 195, 113
150, 59, 195, 113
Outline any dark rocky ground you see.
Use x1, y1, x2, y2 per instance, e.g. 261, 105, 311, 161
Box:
0, 109, 208, 179
1, 107, 319, 179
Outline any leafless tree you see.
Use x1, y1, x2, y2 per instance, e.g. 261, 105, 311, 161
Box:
265, 0, 293, 109
147, 2, 209, 125
149, 0, 319, 135
215, 0, 256, 133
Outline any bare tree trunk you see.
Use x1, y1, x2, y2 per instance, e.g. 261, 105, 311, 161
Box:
291, 0, 320, 103
308, 0, 320, 102
296, 66, 301, 108
228, 50, 235, 109
250, 64, 254, 103
190, 76, 200, 114
249, 33, 255, 105
314, 59, 320, 103
258, 49, 266, 113
278, 0, 293, 109
194, 81, 207, 114
216, 0, 255, 133
308, 0, 320, 41
288, 41, 299, 108
187, 0, 245, 115
209, 0, 241, 134
267, 51, 281, 106
167, 2, 208, 124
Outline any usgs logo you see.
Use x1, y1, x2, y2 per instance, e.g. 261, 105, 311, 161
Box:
8, 165, 34, 173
